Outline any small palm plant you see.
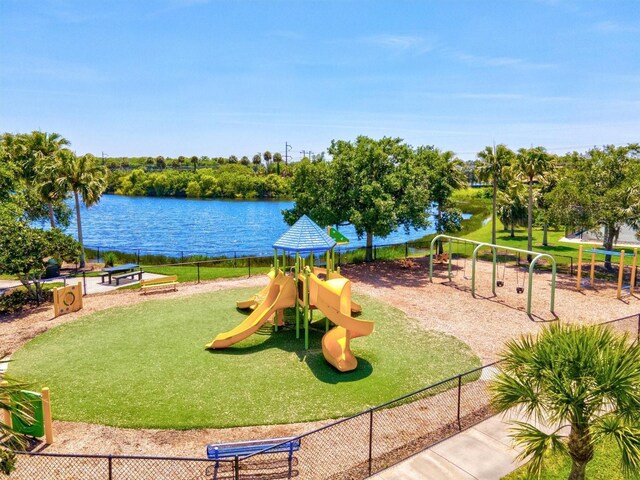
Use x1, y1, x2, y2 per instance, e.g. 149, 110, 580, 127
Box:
491, 323, 640, 480
0, 373, 28, 475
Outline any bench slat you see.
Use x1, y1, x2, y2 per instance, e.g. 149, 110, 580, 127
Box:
207, 438, 300, 460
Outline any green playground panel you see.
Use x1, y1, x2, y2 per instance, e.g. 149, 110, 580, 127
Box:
11, 390, 45, 437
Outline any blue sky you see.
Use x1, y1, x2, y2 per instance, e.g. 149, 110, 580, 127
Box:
1, 0, 639, 160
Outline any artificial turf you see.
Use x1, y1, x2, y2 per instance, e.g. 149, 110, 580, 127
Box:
10, 287, 480, 429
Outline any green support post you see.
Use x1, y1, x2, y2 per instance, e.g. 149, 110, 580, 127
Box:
295, 253, 300, 339
304, 269, 309, 349
447, 239, 453, 278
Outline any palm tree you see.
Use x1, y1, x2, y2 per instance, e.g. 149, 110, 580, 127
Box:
263, 151, 272, 169
25, 132, 71, 228
491, 323, 640, 480
273, 152, 283, 175
252, 154, 262, 172
476, 144, 515, 244
56, 151, 107, 268
515, 147, 555, 256
497, 180, 528, 237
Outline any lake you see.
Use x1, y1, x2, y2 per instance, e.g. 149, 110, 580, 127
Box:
60, 195, 442, 258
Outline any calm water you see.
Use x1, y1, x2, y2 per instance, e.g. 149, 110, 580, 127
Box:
61, 195, 438, 258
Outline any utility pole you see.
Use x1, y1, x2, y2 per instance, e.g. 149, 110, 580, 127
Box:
285, 142, 292, 165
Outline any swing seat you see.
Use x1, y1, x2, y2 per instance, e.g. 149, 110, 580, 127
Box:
516, 287, 524, 294
496, 280, 504, 287
580, 279, 591, 287
621, 285, 631, 296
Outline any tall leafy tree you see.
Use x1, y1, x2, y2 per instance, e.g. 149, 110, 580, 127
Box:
55, 151, 107, 267
0, 218, 80, 300
251, 154, 262, 172
549, 144, 640, 268
284, 136, 432, 261
476, 144, 515, 244
491, 323, 640, 480
515, 146, 555, 255
190, 155, 198, 172
417, 147, 467, 233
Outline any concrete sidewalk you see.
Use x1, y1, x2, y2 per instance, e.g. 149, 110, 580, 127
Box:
0, 271, 165, 295
370, 411, 535, 480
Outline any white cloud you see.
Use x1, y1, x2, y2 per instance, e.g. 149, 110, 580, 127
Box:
593, 21, 638, 34
360, 35, 433, 54
452, 51, 556, 70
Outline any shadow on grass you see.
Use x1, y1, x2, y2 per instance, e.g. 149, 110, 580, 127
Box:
207, 319, 374, 383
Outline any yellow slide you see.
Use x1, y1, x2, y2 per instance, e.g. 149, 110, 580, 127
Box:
308, 273, 374, 372
236, 269, 276, 309
206, 271, 296, 349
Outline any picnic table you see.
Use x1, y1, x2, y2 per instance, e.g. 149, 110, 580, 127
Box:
101, 263, 141, 284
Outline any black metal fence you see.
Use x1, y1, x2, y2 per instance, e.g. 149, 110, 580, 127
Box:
4, 312, 638, 479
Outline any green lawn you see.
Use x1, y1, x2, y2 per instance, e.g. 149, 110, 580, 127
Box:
9, 287, 480, 429
141, 264, 272, 283
504, 439, 640, 480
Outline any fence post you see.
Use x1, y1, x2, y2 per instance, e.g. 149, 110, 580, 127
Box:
181, 251, 184, 263
248, 257, 251, 277
368, 409, 374, 476
234, 456, 240, 480
457, 374, 462, 431
234, 252, 237, 268
97, 247, 100, 263
137, 249, 140, 264
405, 242, 408, 259
108, 455, 113, 480
197, 262, 200, 284
570, 257, 574, 276
374, 246, 377, 261
83, 272, 87, 296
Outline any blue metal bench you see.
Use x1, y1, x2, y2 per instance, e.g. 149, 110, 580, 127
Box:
206, 437, 300, 479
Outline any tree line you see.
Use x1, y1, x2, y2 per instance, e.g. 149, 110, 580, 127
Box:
285, 137, 640, 264
110, 164, 291, 199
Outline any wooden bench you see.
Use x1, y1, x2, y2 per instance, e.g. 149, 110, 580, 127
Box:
206, 437, 300, 479
113, 270, 143, 286
139, 275, 178, 294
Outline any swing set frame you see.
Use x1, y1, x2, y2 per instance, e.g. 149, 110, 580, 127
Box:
429, 234, 557, 315
576, 245, 638, 299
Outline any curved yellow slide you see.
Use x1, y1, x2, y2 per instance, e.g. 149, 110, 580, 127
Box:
206, 271, 296, 349
236, 269, 276, 310
309, 274, 374, 372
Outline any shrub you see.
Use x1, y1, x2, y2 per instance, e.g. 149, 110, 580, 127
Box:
103, 252, 118, 267
0, 289, 29, 314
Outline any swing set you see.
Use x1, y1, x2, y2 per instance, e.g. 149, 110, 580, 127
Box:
429, 234, 557, 315
576, 245, 638, 299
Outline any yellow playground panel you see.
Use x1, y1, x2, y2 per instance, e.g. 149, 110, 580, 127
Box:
53, 282, 83, 317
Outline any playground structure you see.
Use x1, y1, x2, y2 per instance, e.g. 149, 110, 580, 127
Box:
576, 245, 638, 299
53, 282, 83, 318
429, 234, 557, 315
206, 215, 373, 372
0, 383, 54, 444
